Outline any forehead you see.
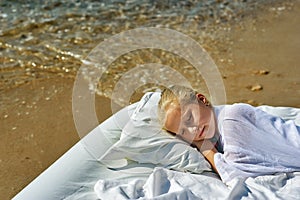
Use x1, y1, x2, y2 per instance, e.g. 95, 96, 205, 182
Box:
164, 105, 182, 134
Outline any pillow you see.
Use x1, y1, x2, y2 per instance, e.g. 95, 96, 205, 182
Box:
257, 105, 300, 126
99, 92, 212, 173
81, 102, 138, 160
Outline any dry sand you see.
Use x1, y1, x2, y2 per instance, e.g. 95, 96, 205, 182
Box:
221, 3, 300, 107
1, 3, 299, 199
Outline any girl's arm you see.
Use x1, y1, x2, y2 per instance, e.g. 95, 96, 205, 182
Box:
194, 140, 219, 175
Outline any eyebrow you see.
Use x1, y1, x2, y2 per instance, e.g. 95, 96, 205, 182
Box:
182, 110, 193, 125
181, 108, 189, 119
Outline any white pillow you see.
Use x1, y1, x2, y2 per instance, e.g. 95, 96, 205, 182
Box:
258, 105, 300, 126
99, 92, 212, 173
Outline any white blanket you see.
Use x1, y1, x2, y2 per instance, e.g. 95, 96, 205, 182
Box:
214, 104, 300, 183
95, 167, 300, 199
94, 104, 300, 200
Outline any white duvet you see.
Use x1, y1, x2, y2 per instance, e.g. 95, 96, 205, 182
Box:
94, 92, 300, 200
95, 167, 300, 200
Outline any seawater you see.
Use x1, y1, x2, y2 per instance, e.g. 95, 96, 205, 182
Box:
0, 0, 291, 97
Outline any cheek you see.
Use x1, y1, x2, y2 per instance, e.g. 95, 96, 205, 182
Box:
206, 115, 216, 138
205, 109, 213, 122
192, 109, 202, 122
198, 110, 210, 124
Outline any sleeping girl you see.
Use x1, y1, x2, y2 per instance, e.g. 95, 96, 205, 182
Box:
157, 85, 300, 183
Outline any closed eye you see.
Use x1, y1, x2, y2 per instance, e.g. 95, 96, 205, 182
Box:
185, 112, 193, 125
180, 129, 185, 135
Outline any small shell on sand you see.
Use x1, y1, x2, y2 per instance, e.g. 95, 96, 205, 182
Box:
253, 70, 270, 75
247, 84, 263, 91
246, 99, 262, 106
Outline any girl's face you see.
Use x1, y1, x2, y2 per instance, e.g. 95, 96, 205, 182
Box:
164, 97, 215, 143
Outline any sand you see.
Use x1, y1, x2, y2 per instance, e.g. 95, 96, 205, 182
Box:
1, 2, 299, 199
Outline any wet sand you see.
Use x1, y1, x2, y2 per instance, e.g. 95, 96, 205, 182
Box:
0, 78, 112, 199
1, 2, 300, 199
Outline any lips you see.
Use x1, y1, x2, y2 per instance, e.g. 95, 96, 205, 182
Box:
198, 126, 205, 138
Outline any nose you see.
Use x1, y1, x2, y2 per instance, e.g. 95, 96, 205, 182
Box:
187, 126, 198, 135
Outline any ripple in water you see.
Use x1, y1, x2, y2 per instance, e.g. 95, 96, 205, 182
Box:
0, 0, 293, 98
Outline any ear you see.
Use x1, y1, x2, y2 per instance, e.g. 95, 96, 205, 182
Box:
196, 93, 207, 104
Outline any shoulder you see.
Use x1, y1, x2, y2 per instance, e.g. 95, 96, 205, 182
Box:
222, 103, 256, 121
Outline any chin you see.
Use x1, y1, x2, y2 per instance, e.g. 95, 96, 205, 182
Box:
206, 118, 216, 139
204, 128, 215, 139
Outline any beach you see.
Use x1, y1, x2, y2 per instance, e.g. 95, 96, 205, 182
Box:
1, 1, 299, 199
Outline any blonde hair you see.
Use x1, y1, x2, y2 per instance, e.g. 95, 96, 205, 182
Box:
157, 85, 199, 125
